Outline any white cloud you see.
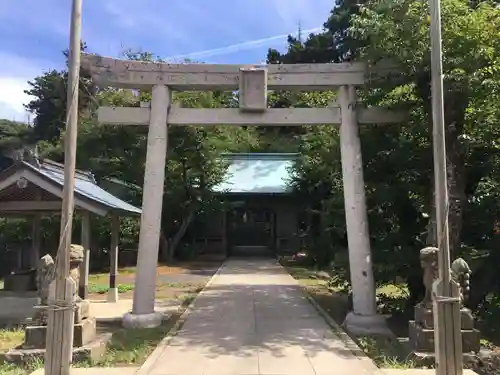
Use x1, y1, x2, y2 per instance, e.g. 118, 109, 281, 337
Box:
165, 27, 322, 61
0, 77, 32, 122
0, 52, 53, 122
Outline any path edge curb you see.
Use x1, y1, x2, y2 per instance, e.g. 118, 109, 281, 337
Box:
278, 261, 387, 375
134, 260, 227, 375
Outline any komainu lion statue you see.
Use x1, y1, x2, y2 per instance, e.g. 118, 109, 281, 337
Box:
34, 245, 84, 324
36, 254, 55, 306
417, 246, 472, 309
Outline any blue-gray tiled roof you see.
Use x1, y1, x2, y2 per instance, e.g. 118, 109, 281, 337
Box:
23, 160, 141, 215
212, 153, 298, 194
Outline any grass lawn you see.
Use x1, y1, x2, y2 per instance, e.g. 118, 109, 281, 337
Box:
87, 262, 215, 300
81, 295, 195, 368
280, 257, 415, 369
0, 363, 29, 375
0, 329, 42, 375
0, 329, 24, 351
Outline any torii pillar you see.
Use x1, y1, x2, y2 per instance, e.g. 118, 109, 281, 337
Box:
338, 85, 390, 335
123, 84, 170, 328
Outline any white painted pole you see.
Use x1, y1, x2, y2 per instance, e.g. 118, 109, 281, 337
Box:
44, 0, 82, 373
429, 0, 463, 373
123, 85, 170, 329
108, 214, 119, 303
338, 85, 388, 336
79, 213, 90, 300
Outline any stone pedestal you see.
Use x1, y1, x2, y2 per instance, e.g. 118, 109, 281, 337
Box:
409, 305, 480, 354
24, 317, 97, 349
24, 300, 97, 350
3, 300, 110, 366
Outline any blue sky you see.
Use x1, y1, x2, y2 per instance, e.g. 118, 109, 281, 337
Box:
0, 0, 334, 122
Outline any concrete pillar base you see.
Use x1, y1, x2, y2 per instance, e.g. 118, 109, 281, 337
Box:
122, 311, 163, 329
342, 311, 391, 336
107, 288, 118, 303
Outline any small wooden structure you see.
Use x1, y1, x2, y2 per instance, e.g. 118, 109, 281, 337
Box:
0, 156, 141, 302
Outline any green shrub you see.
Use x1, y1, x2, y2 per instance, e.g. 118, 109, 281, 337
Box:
88, 283, 135, 294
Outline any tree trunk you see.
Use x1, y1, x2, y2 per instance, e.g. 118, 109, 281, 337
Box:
159, 230, 171, 262
168, 209, 196, 259
426, 149, 467, 259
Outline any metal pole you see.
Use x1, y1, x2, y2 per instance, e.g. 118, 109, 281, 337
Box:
429, 0, 463, 373
44, 0, 82, 374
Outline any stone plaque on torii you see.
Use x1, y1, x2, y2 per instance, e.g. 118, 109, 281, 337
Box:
82, 54, 404, 334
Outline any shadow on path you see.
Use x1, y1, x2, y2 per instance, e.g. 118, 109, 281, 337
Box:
145, 258, 378, 375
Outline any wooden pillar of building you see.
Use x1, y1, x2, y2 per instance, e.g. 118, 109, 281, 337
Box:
31, 190, 42, 268
108, 214, 119, 303
79, 213, 91, 299
31, 215, 41, 268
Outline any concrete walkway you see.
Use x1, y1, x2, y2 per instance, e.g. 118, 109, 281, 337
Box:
141, 258, 381, 375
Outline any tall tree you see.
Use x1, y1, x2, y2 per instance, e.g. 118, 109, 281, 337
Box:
350, 0, 500, 257
267, 0, 364, 64
24, 42, 95, 143
0, 119, 33, 155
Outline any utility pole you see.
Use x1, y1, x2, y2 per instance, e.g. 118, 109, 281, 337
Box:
44, 0, 82, 374
429, 0, 463, 373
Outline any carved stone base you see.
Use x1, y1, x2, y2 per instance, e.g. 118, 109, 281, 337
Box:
122, 311, 163, 329
23, 317, 97, 349
342, 312, 392, 336
414, 305, 475, 330
409, 320, 480, 353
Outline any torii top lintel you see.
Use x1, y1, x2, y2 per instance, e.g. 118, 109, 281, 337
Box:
81, 54, 393, 91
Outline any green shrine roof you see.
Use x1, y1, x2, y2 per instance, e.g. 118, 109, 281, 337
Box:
212, 153, 298, 194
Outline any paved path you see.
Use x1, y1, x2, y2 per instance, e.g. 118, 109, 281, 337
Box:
142, 258, 381, 375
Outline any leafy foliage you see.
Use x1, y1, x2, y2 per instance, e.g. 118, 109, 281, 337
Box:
268, 0, 500, 312
0, 119, 33, 155
350, 0, 500, 305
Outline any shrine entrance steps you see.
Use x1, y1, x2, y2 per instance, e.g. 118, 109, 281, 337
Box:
229, 245, 273, 258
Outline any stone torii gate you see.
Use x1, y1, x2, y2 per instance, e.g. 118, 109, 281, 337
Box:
82, 55, 403, 335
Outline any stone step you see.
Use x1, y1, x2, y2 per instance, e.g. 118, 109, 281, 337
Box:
230, 245, 272, 257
